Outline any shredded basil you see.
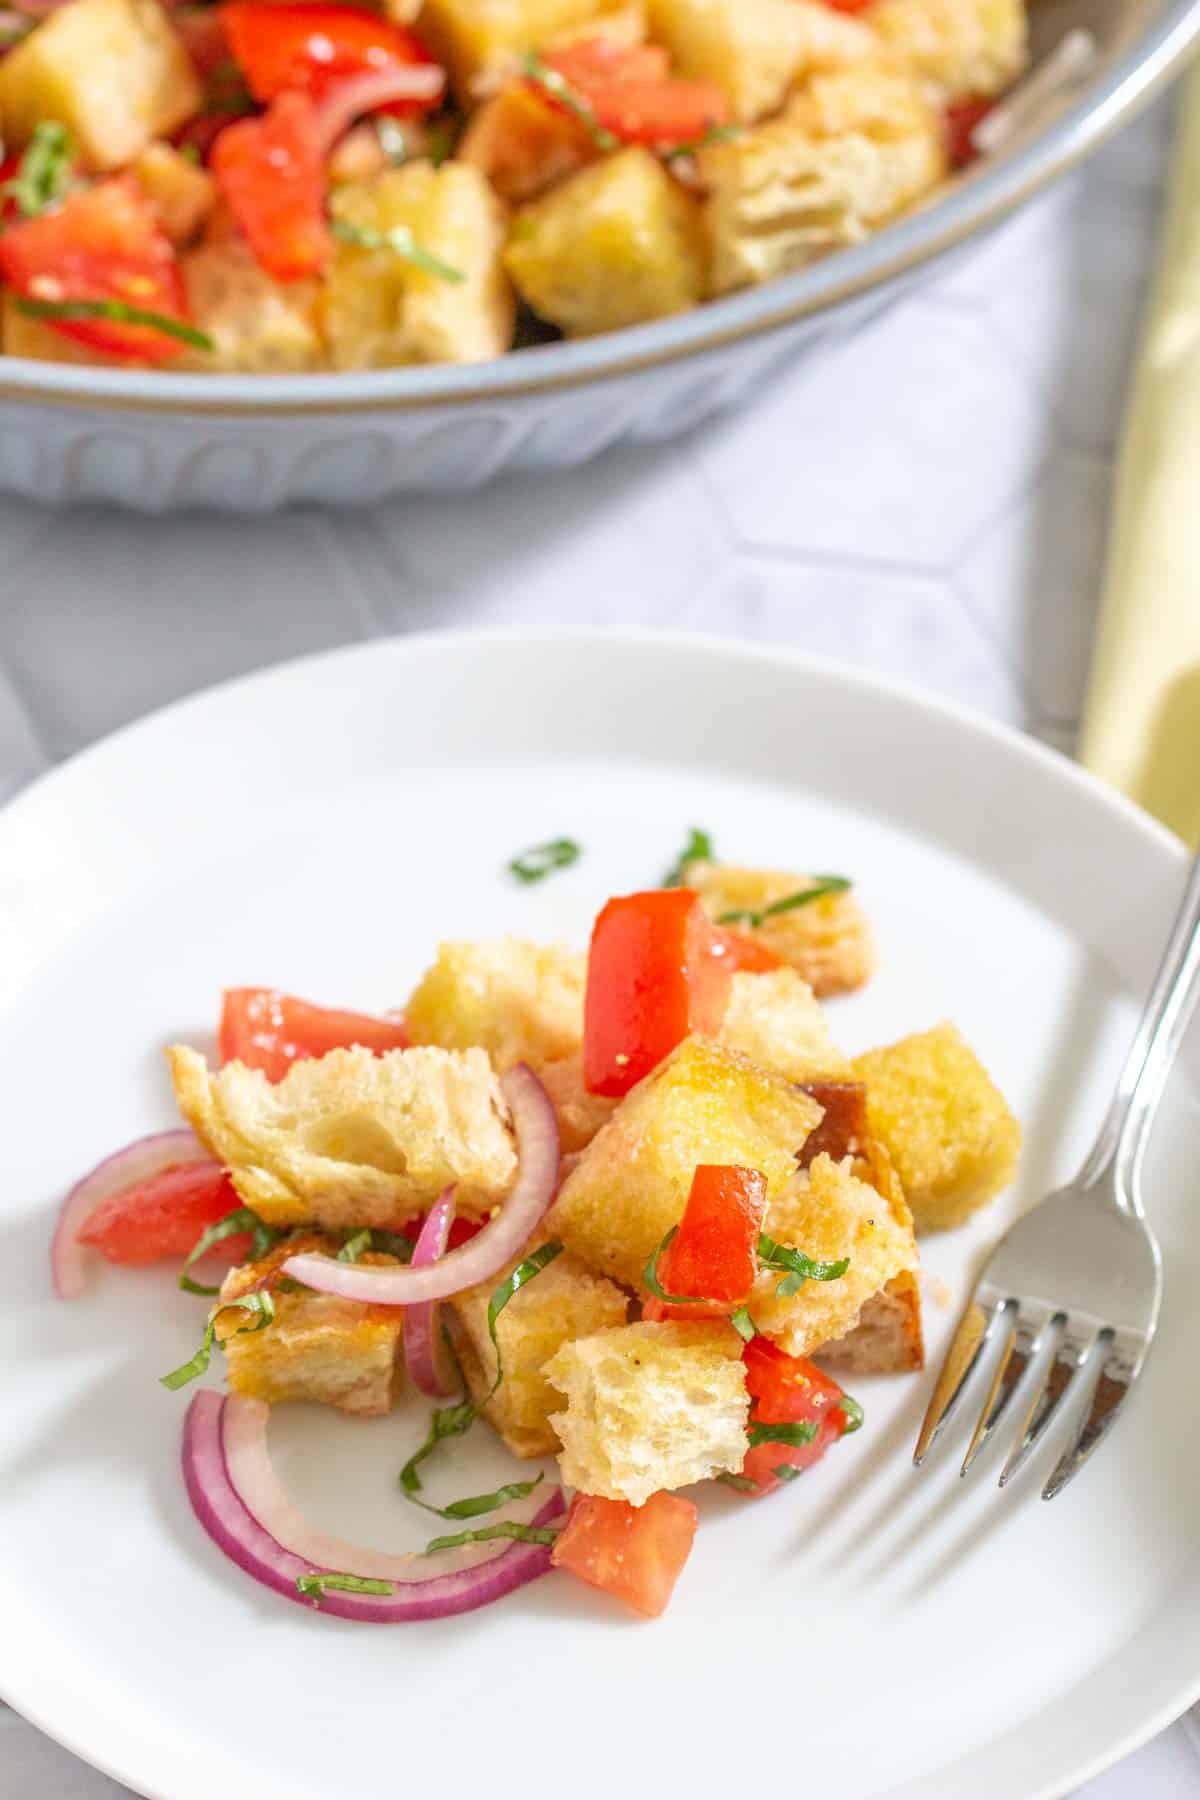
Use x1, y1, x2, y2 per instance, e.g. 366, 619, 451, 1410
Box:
4, 121, 72, 218
409, 1473, 544, 1521
159, 1291, 275, 1390
486, 1242, 562, 1393
370, 1229, 416, 1262
507, 838, 580, 884
424, 1520, 560, 1554
717, 876, 851, 930
296, 1571, 393, 1599
643, 1226, 710, 1307
663, 826, 714, 888
179, 1206, 278, 1297
661, 123, 741, 159
522, 52, 619, 151
330, 215, 465, 283
399, 1396, 478, 1496
838, 1394, 865, 1435
730, 1305, 756, 1342
746, 1420, 819, 1450
716, 1471, 758, 1493
16, 296, 213, 351
773, 1463, 804, 1483
757, 1233, 849, 1297
337, 1229, 374, 1264
424, 118, 458, 166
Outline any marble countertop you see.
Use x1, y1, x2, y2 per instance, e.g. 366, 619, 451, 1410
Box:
1, 91, 1196, 1799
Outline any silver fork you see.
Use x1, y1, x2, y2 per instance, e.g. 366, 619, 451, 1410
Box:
914, 849, 1200, 1500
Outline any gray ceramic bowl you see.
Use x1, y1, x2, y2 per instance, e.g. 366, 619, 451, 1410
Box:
1, 0, 1195, 511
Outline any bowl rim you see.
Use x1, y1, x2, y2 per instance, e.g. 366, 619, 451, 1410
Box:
2, 3, 1196, 419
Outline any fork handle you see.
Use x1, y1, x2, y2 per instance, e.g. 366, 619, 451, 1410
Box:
1078, 848, 1200, 1207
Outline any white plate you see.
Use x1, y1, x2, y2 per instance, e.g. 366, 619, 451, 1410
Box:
1, 631, 1198, 1800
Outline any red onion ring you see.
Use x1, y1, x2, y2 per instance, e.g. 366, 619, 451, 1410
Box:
313, 65, 445, 154
403, 1187, 459, 1398
221, 1393, 551, 1580
52, 1130, 214, 1300
283, 1064, 560, 1305
185, 1391, 563, 1621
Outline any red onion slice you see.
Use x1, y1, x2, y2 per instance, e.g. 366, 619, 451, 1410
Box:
403, 1188, 459, 1398
52, 1129, 214, 1300
221, 1393, 551, 1580
185, 1391, 563, 1621
313, 66, 445, 154
283, 1064, 560, 1305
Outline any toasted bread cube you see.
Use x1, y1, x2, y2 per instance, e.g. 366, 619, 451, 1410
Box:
168, 1043, 516, 1231
505, 147, 706, 338
322, 162, 514, 370
1, 290, 123, 363
179, 238, 323, 372
459, 82, 595, 205
217, 1235, 405, 1415
685, 858, 876, 996
819, 1267, 923, 1374
700, 62, 947, 295
405, 938, 586, 1069
647, 0, 872, 123
0, 0, 200, 169
866, 0, 1027, 102
546, 1319, 749, 1503
417, 0, 641, 95
449, 1248, 629, 1456
537, 1054, 620, 1153
720, 968, 850, 1081
132, 141, 215, 245
550, 1035, 822, 1291
749, 1151, 916, 1356
851, 1023, 1020, 1231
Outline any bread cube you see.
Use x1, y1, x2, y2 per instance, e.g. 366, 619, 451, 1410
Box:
647, 0, 873, 124
180, 238, 324, 372
405, 938, 586, 1070
549, 1035, 822, 1291
749, 1151, 916, 1357
851, 1022, 1020, 1231
866, 0, 1027, 102
459, 82, 594, 205
701, 61, 947, 295
819, 1267, 923, 1374
449, 1248, 629, 1456
133, 141, 215, 246
685, 858, 877, 996
168, 1043, 516, 1231
534, 1053, 619, 1152
1, 290, 122, 364
217, 1234, 406, 1415
0, 0, 200, 170
546, 1320, 749, 1503
322, 162, 514, 370
719, 968, 850, 1082
417, 0, 641, 96
505, 147, 707, 338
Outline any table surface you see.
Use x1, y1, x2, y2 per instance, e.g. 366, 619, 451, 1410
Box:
1, 93, 1197, 1800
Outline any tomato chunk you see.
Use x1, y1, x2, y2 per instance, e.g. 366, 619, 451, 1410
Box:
709, 924, 784, 975
0, 177, 192, 362
211, 90, 330, 280
551, 1491, 698, 1617
219, 988, 411, 1082
77, 1164, 248, 1266
222, 2, 440, 114
737, 1338, 857, 1495
399, 1211, 482, 1253
644, 1164, 767, 1322
540, 38, 728, 148
583, 889, 731, 1097
944, 94, 993, 168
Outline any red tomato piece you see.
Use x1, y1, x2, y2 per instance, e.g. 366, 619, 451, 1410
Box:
219, 988, 411, 1082
211, 90, 330, 280
583, 889, 732, 1097
944, 94, 993, 168
222, 2, 439, 115
77, 1165, 248, 1266
542, 39, 671, 91
540, 39, 728, 148
0, 177, 192, 362
399, 1212, 482, 1253
644, 1164, 767, 1322
709, 924, 785, 975
737, 1338, 855, 1495
551, 1491, 698, 1617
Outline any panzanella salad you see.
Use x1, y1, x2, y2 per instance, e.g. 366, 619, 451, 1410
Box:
54, 834, 1022, 1620
0, 0, 1046, 372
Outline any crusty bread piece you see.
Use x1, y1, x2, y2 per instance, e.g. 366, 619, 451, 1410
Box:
536, 1054, 620, 1152
180, 238, 323, 373
448, 1248, 629, 1457
549, 1035, 822, 1291
168, 1043, 516, 1231
647, 0, 873, 124
546, 1320, 749, 1504
749, 1150, 917, 1357
819, 1267, 924, 1374
852, 1022, 1020, 1232
684, 858, 878, 995
720, 967, 851, 1082
866, 0, 1027, 102
405, 938, 586, 1070
217, 1235, 406, 1415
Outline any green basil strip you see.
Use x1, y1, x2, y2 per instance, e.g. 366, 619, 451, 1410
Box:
661, 123, 741, 160
337, 1229, 374, 1264
399, 1397, 478, 1496
179, 1206, 278, 1296
773, 1463, 804, 1483
716, 1471, 758, 1494
643, 1226, 711, 1307
522, 53, 619, 151
16, 296, 214, 351
296, 1571, 394, 1599
730, 1305, 756, 1343
159, 1291, 275, 1390
717, 875, 852, 930
746, 1420, 819, 1450
486, 1241, 563, 1394
662, 826, 714, 888
424, 1520, 560, 1554
506, 838, 581, 884
370, 1230, 415, 1262
757, 1233, 850, 1296
838, 1394, 865, 1435
330, 216, 465, 283
4, 121, 72, 217
409, 1473, 543, 1521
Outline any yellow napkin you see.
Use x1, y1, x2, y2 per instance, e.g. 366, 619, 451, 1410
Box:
1079, 65, 1200, 846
